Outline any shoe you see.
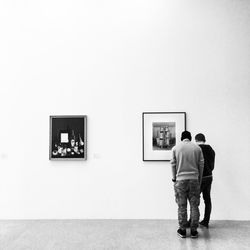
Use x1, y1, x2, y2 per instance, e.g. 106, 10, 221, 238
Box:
199, 220, 209, 228
177, 228, 186, 238
190, 229, 198, 238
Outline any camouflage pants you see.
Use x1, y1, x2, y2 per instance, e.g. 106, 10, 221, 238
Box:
174, 179, 200, 230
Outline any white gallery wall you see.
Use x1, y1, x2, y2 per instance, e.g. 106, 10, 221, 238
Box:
0, 0, 250, 220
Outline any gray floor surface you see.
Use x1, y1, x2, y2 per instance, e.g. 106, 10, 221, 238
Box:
0, 220, 249, 250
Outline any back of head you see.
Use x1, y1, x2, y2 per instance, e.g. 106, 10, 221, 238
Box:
181, 131, 192, 141
195, 133, 206, 142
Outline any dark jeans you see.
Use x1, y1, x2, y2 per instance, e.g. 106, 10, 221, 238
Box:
174, 179, 200, 230
200, 176, 213, 224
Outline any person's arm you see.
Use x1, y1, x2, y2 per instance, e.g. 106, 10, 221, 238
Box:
209, 147, 215, 171
170, 149, 177, 181
198, 150, 204, 185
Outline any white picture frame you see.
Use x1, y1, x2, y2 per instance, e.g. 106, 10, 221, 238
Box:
142, 112, 186, 161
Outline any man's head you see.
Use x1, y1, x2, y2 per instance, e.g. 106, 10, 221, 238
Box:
195, 133, 206, 143
181, 131, 192, 141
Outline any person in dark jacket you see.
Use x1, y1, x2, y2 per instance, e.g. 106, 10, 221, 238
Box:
195, 133, 215, 228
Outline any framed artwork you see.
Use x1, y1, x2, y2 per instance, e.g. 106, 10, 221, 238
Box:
142, 112, 186, 161
49, 115, 87, 160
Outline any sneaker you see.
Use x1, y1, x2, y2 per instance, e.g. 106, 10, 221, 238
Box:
177, 228, 186, 238
199, 220, 209, 228
190, 229, 198, 238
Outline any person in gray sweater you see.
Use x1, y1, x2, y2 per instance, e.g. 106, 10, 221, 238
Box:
171, 131, 204, 238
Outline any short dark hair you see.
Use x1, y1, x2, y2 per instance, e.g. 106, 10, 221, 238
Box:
195, 133, 206, 142
181, 131, 192, 141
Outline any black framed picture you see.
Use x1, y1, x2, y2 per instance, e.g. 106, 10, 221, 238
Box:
142, 112, 186, 161
49, 115, 87, 160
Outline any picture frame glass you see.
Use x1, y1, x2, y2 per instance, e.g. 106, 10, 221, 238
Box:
143, 112, 186, 161
50, 116, 87, 160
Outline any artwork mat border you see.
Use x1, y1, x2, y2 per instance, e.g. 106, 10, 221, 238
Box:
142, 112, 186, 161
49, 115, 87, 161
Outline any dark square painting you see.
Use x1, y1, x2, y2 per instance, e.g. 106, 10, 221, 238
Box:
49, 115, 87, 160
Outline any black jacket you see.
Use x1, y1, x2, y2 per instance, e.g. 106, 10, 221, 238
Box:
199, 144, 215, 177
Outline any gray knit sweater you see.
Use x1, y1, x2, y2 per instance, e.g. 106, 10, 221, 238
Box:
170, 139, 204, 182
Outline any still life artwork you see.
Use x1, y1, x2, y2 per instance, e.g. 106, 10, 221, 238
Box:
49, 115, 87, 160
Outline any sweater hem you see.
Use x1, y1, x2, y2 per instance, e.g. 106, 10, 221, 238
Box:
176, 175, 199, 181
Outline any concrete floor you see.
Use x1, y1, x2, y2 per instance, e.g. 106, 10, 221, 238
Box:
0, 220, 249, 250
